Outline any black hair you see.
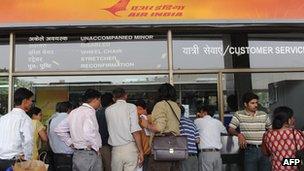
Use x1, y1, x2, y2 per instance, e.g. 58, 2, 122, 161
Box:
27, 106, 41, 118
135, 99, 147, 109
112, 87, 126, 99
242, 92, 259, 105
157, 83, 177, 102
58, 101, 73, 113
146, 102, 154, 115
55, 102, 61, 112
82, 89, 101, 103
180, 105, 185, 117
197, 105, 214, 117
14, 88, 34, 106
227, 94, 238, 111
272, 106, 294, 129
101, 93, 114, 108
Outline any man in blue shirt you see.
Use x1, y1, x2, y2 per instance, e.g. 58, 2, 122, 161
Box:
179, 105, 200, 171
48, 101, 74, 171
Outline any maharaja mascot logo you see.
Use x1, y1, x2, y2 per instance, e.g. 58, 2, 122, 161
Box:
103, 0, 131, 16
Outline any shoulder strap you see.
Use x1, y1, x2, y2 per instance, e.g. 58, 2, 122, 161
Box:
164, 100, 180, 124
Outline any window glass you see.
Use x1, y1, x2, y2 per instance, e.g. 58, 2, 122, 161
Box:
222, 72, 304, 129
0, 77, 8, 115
249, 40, 304, 68
15, 34, 168, 71
0, 36, 9, 72
173, 39, 224, 69
15, 75, 168, 122
174, 74, 218, 118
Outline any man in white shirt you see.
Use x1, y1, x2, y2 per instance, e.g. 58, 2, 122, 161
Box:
55, 89, 103, 171
106, 88, 144, 171
194, 106, 227, 171
48, 101, 74, 171
0, 88, 34, 170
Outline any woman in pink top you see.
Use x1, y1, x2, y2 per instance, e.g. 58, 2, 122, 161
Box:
262, 106, 304, 171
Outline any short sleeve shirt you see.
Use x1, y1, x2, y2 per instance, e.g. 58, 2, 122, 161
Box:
229, 110, 272, 145
106, 100, 142, 146
263, 128, 304, 171
32, 120, 46, 160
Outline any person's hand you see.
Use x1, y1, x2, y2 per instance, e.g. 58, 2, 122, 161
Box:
19, 154, 25, 161
137, 151, 144, 167
238, 133, 247, 149
97, 149, 101, 156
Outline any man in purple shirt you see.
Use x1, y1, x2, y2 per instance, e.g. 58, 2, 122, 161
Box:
55, 89, 102, 171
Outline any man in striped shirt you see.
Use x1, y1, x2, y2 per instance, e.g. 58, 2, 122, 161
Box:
179, 106, 199, 171
228, 92, 271, 171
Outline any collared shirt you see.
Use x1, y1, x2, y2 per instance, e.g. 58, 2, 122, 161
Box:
0, 108, 34, 160
229, 110, 272, 145
194, 115, 227, 150
180, 116, 199, 154
55, 103, 102, 152
48, 112, 73, 154
105, 100, 142, 146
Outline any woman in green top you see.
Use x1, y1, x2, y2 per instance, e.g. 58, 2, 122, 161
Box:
27, 107, 48, 160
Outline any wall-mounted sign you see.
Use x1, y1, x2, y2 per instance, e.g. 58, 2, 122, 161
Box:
15, 35, 168, 71
1, 0, 304, 27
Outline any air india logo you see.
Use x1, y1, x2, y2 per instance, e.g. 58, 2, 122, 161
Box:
103, 0, 131, 16
103, 0, 185, 18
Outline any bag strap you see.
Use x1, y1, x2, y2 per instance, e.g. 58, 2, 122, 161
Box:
164, 100, 180, 125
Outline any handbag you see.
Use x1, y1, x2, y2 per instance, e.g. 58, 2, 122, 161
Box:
293, 129, 304, 170
13, 152, 48, 171
152, 101, 188, 161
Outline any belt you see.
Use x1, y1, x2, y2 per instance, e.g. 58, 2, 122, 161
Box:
247, 144, 261, 148
53, 153, 73, 158
200, 148, 220, 152
76, 148, 93, 151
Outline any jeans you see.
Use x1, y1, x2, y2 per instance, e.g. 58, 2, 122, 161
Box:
244, 146, 271, 171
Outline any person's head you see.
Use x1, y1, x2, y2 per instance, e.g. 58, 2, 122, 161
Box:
113, 88, 127, 100
272, 106, 295, 129
157, 83, 177, 102
14, 88, 34, 112
136, 99, 147, 115
146, 102, 154, 115
55, 102, 62, 113
58, 101, 73, 114
101, 93, 114, 108
197, 105, 214, 118
227, 94, 238, 112
242, 92, 259, 113
27, 107, 42, 121
82, 89, 102, 109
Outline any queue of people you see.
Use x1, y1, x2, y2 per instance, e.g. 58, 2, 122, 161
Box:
0, 86, 303, 171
